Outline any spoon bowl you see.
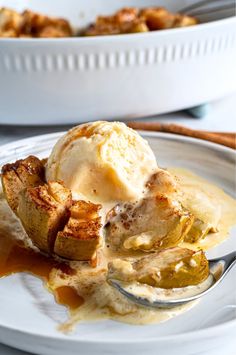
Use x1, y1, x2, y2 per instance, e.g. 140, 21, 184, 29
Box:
109, 251, 236, 308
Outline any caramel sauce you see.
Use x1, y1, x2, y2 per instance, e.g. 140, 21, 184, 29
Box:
55, 286, 84, 309
0, 232, 71, 278
0, 232, 84, 309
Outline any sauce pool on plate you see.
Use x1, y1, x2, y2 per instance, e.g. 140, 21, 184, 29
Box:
0, 230, 84, 310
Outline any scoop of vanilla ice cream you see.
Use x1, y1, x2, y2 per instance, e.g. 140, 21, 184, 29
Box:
46, 121, 157, 203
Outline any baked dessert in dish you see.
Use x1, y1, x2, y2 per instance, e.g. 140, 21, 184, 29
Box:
0, 121, 235, 329
0, 7, 72, 37
0, 6, 197, 38
83, 7, 198, 36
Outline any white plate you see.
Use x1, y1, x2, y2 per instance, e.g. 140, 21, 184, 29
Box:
0, 0, 236, 125
0, 132, 235, 355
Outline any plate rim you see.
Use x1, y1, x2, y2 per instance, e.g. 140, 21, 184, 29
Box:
0, 130, 235, 156
0, 315, 235, 343
0, 130, 235, 343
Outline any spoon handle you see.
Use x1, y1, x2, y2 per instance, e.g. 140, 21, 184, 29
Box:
210, 251, 236, 274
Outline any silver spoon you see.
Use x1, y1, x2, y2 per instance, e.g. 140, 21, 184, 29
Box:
108, 251, 236, 308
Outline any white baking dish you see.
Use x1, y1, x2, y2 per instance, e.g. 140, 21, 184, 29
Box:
0, 0, 236, 125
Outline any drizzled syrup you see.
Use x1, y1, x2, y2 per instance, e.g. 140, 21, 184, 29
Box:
55, 286, 84, 309
0, 232, 84, 309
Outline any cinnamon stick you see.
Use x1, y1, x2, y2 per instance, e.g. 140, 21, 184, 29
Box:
127, 122, 236, 150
